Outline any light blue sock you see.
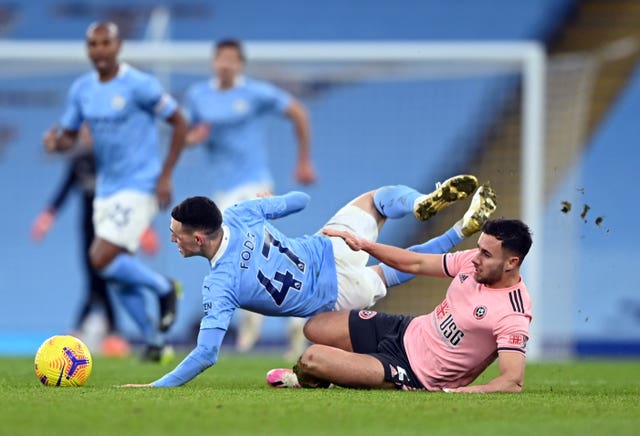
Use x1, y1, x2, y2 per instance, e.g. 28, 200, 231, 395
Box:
101, 253, 171, 296
380, 227, 463, 287
373, 185, 422, 219
110, 283, 162, 346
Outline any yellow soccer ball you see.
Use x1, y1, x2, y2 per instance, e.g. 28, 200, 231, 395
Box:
34, 335, 93, 387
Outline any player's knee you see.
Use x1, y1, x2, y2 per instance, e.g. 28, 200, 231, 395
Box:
302, 316, 320, 341
89, 249, 109, 271
297, 344, 324, 376
294, 347, 332, 389
89, 240, 122, 271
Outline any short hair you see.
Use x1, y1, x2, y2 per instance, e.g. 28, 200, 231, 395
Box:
171, 196, 222, 235
213, 38, 246, 62
481, 219, 532, 265
86, 21, 120, 40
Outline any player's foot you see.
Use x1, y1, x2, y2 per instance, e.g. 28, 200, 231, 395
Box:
266, 368, 301, 388
141, 344, 175, 364
414, 175, 479, 221
159, 280, 182, 332
460, 183, 498, 236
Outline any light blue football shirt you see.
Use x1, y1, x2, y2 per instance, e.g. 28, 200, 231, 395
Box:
60, 63, 178, 198
199, 192, 338, 332
152, 191, 338, 388
183, 77, 292, 191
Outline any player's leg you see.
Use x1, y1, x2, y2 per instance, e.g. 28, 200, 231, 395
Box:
295, 345, 392, 389
109, 282, 173, 363
357, 174, 478, 223
303, 311, 352, 350
90, 190, 180, 333
268, 312, 352, 387
325, 176, 478, 310
375, 183, 498, 287
269, 310, 409, 389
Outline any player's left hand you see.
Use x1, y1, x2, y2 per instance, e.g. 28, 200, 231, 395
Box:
119, 383, 153, 388
443, 386, 482, 393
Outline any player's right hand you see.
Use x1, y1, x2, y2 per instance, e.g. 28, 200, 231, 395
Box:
42, 126, 59, 152
321, 228, 365, 251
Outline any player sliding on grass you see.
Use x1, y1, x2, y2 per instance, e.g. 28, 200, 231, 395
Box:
267, 218, 532, 393
121, 175, 497, 387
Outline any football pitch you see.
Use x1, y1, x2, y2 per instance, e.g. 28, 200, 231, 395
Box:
1, 355, 638, 435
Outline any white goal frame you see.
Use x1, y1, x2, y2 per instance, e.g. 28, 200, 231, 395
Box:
0, 40, 546, 359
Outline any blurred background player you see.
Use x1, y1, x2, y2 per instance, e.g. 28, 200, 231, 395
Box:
31, 124, 160, 357
183, 38, 316, 358
42, 21, 188, 362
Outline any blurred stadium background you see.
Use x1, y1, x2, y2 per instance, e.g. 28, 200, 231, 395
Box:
0, 0, 638, 360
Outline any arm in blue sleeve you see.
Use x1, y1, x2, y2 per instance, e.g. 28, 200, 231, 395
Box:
151, 328, 225, 387
262, 191, 310, 220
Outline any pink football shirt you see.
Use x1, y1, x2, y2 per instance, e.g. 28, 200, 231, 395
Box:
403, 249, 532, 391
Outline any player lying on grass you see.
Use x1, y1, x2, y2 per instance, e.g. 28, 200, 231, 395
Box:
267, 218, 532, 393
121, 175, 497, 387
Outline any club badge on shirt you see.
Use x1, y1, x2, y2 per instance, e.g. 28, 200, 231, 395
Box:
233, 99, 249, 114
112, 95, 125, 110
473, 305, 487, 320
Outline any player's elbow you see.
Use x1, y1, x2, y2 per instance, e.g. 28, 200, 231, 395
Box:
169, 110, 189, 140
288, 99, 307, 118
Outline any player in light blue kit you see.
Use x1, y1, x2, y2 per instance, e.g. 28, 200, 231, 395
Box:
184, 38, 316, 355
43, 22, 188, 362
121, 174, 498, 387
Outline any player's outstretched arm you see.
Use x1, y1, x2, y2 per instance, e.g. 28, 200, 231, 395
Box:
444, 352, 525, 394
120, 327, 225, 388
259, 191, 310, 220
156, 110, 188, 209
322, 228, 444, 277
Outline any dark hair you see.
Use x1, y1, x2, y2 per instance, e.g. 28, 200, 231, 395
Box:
482, 219, 532, 265
214, 38, 246, 62
171, 196, 222, 235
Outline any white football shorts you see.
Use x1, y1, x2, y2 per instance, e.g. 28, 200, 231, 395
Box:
93, 190, 158, 253
321, 204, 387, 311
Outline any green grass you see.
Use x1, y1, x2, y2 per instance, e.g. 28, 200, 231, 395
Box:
1, 355, 639, 435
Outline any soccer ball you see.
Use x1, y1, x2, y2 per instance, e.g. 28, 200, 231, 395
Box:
34, 335, 93, 387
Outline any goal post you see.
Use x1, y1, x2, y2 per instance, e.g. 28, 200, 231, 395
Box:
0, 40, 547, 359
